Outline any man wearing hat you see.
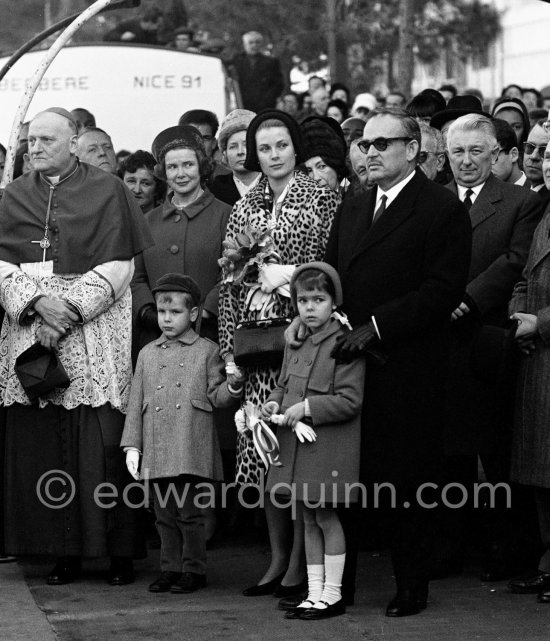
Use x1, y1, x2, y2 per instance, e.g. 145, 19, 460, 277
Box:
430, 94, 490, 143
211, 109, 261, 206
0, 107, 153, 585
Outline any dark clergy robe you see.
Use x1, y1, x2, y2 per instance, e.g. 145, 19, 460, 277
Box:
0, 160, 153, 557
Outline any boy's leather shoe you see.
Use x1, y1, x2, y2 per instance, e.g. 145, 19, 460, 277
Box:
46, 556, 81, 585
170, 572, 207, 593
148, 571, 182, 593
508, 572, 550, 594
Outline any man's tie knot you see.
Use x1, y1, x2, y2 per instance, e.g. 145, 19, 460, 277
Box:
373, 194, 387, 225
463, 188, 474, 211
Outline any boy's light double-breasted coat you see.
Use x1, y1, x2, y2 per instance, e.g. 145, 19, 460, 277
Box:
121, 330, 236, 481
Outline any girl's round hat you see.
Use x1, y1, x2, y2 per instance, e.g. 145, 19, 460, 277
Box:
290, 261, 343, 306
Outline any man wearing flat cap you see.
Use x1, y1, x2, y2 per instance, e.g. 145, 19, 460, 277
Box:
0, 107, 153, 585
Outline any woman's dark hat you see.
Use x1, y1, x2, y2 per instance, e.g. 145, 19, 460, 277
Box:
244, 109, 304, 172
300, 115, 348, 179
15, 343, 70, 401
430, 95, 491, 130
151, 125, 206, 164
290, 261, 343, 307
152, 273, 202, 306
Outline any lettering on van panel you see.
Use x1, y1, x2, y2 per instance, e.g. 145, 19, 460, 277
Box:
133, 75, 201, 89
0, 76, 89, 91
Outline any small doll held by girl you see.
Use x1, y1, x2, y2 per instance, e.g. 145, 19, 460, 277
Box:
261, 262, 366, 619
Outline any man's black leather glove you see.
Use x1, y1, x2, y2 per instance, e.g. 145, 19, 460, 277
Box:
140, 305, 159, 332
331, 321, 378, 363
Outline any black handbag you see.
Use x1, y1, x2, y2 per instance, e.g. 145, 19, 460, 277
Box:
233, 317, 291, 367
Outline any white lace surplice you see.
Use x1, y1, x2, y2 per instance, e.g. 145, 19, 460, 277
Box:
0, 259, 134, 411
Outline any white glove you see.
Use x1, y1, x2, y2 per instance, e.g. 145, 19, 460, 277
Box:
271, 414, 317, 443
292, 421, 317, 443
258, 263, 295, 297
247, 287, 270, 311
125, 449, 140, 480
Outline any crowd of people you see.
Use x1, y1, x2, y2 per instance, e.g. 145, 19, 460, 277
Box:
3, 25, 550, 627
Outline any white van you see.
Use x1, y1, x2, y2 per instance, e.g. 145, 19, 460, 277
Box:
0, 43, 237, 151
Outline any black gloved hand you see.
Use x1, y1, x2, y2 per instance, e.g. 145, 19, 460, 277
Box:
140, 305, 159, 332
331, 321, 378, 363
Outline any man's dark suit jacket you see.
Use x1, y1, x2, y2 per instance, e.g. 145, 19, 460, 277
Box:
534, 185, 550, 212
444, 174, 543, 455
230, 52, 285, 112
325, 168, 472, 487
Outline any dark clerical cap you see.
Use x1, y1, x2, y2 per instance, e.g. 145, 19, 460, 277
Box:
14, 343, 70, 401
39, 107, 78, 129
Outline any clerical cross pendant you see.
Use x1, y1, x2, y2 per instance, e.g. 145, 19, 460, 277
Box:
31, 236, 51, 262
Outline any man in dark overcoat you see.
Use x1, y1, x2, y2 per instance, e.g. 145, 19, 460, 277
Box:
324, 108, 472, 616
442, 114, 543, 580
229, 31, 285, 113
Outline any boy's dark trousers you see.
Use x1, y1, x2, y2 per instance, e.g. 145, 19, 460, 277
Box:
152, 475, 207, 574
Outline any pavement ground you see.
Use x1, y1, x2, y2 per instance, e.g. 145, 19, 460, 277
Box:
2, 535, 550, 641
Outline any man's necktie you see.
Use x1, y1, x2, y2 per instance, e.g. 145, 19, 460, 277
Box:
372, 194, 387, 225
463, 188, 474, 212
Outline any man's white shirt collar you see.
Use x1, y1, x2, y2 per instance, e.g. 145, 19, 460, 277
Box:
457, 181, 485, 204
375, 170, 416, 209
514, 172, 528, 187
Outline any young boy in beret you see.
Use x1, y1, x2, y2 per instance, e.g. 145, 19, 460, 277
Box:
121, 273, 243, 593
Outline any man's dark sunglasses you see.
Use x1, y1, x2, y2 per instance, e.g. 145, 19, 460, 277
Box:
523, 142, 548, 156
357, 137, 413, 154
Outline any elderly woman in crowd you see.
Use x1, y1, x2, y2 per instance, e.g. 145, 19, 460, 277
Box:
120, 150, 165, 214
211, 109, 261, 206
218, 109, 340, 597
131, 125, 231, 350
300, 115, 348, 196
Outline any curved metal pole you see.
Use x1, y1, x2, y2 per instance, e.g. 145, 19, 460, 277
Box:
0, 12, 83, 84
0, 0, 139, 84
1, 0, 118, 189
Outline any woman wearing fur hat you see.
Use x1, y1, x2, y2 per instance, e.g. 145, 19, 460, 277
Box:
211, 109, 261, 206
218, 109, 340, 597
300, 116, 348, 196
131, 125, 232, 351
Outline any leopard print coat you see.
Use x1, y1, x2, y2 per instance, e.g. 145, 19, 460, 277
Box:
219, 171, 340, 484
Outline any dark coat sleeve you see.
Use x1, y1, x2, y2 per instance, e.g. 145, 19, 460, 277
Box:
467, 190, 543, 316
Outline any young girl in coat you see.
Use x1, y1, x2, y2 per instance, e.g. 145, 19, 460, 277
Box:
262, 262, 366, 619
